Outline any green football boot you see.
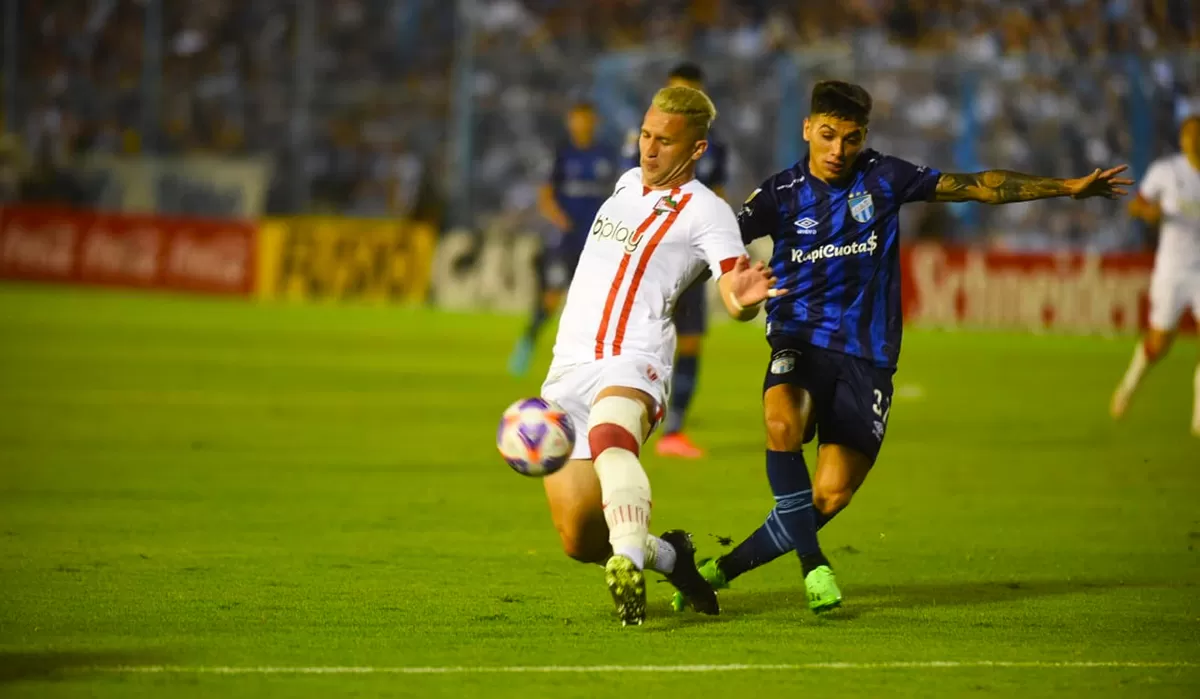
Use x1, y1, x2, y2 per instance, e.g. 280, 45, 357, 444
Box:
805, 564, 842, 613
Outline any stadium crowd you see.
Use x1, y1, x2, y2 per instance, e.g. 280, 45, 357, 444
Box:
4, 0, 1198, 249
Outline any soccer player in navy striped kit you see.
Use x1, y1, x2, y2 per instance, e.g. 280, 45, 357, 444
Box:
673, 80, 1132, 613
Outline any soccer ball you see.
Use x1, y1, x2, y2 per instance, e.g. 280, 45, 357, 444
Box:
496, 397, 576, 477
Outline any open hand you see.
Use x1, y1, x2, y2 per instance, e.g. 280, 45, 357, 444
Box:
1067, 165, 1134, 200
727, 254, 786, 309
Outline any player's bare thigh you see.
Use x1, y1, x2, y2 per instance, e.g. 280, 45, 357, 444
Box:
763, 383, 817, 450
542, 385, 657, 564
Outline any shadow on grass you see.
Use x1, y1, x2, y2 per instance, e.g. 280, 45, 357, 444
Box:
723, 578, 1158, 619
0, 650, 167, 683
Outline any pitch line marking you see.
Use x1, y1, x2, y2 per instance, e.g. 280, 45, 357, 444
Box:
94, 661, 1197, 675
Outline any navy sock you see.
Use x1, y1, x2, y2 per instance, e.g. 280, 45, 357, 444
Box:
718, 502, 840, 582
523, 306, 549, 342
664, 354, 699, 434
716, 508, 792, 582
719, 451, 827, 580
765, 450, 828, 575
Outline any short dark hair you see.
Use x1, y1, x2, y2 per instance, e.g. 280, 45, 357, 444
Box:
668, 62, 706, 85
810, 80, 872, 126
569, 100, 596, 113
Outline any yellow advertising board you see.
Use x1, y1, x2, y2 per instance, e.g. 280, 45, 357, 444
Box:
257, 217, 436, 304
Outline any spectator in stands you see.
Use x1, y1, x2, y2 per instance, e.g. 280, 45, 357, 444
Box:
6, 0, 1195, 253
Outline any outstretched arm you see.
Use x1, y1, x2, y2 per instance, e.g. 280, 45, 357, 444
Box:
932, 166, 1132, 205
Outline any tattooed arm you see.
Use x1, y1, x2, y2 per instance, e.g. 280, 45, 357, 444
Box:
932, 166, 1132, 205
933, 171, 1070, 204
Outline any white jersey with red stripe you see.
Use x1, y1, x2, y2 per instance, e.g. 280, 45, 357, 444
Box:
549, 167, 745, 372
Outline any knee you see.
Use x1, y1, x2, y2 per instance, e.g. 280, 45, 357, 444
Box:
677, 334, 702, 357
588, 395, 648, 456
813, 484, 854, 517
764, 415, 804, 452
1144, 334, 1171, 362
542, 290, 563, 313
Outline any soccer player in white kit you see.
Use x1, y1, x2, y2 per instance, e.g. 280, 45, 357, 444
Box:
539, 86, 782, 625
1111, 115, 1200, 437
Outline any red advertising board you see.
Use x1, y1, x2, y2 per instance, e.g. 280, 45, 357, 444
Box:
0, 206, 256, 296
901, 243, 1195, 334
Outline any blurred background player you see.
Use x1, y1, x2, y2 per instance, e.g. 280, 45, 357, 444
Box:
1111, 114, 1200, 437
623, 63, 730, 459
674, 80, 1132, 614
509, 101, 618, 376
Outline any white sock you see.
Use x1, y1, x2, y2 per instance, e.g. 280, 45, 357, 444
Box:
614, 545, 645, 569
1113, 345, 1152, 405
1118, 342, 1150, 396
644, 534, 677, 575
593, 447, 651, 570
1192, 363, 1200, 429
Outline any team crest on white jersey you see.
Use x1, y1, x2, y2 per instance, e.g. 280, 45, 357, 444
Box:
849, 191, 874, 224
653, 194, 682, 214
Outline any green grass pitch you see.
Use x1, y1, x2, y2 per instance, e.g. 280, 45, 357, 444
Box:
0, 283, 1197, 698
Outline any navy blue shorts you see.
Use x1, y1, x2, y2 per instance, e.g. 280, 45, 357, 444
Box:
762, 337, 895, 463
537, 244, 583, 292
673, 281, 708, 336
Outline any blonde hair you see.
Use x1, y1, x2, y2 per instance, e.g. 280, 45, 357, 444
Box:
652, 86, 717, 138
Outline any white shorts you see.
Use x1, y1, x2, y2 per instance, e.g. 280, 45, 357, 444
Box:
1148, 270, 1200, 332
540, 354, 670, 461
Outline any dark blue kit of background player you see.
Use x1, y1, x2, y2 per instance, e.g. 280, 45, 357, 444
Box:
737, 148, 941, 461
622, 131, 729, 334
542, 142, 617, 291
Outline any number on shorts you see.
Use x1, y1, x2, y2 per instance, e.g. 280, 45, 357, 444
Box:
872, 389, 891, 425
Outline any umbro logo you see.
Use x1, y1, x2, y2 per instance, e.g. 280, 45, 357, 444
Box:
794, 217, 818, 234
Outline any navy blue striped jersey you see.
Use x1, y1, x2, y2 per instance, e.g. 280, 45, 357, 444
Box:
623, 129, 729, 190
551, 142, 619, 244
737, 149, 941, 368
